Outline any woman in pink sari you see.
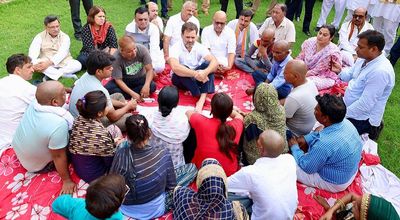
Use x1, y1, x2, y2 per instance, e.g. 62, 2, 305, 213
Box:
297, 25, 342, 90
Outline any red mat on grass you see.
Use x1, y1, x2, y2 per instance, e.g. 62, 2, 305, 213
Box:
0, 147, 364, 220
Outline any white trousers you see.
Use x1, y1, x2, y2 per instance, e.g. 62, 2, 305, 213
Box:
43, 59, 81, 80
373, 16, 399, 55
151, 51, 165, 74
317, 0, 346, 28
296, 165, 357, 193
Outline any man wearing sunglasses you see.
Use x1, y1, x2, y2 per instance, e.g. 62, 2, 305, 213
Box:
338, 7, 373, 63
201, 11, 236, 76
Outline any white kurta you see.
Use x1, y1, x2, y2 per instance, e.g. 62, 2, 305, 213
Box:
201, 25, 236, 67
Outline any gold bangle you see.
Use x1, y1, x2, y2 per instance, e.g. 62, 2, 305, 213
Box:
336, 198, 346, 209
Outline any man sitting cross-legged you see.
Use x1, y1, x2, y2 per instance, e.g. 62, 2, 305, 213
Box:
283, 60, 318, 136
235, 28, 275, 74
12, 81, 76, 194
168, 22, 218, 112
105, 35, 156, 101
0, 54, 36, 150
246, 40, 292, 100
201, 11, 236, 76
69, 50, 137, 131
228, 129, 298, 219
288, 94, 362, 193
29, 15, 81, 80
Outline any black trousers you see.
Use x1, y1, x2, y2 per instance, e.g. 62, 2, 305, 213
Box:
220, 0, 243, 19
286, 0, 316, 32
69, 0, 93, 36
390, 36, 400, 66
150, 0, 168, 17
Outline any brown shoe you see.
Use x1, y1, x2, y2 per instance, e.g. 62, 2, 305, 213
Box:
245, 87, 255, 96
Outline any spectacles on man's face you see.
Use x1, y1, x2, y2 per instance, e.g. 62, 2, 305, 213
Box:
353, 14, 365, 20
125, 184, 130, 197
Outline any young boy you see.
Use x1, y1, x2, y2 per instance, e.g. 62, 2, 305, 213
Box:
52, 174, 127, 219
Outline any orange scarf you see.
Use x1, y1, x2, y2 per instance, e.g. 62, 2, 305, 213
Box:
91, 22, 112, 46
235, 24, 250, 58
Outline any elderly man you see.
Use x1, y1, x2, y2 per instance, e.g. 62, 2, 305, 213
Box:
258, 4, 296, 47
338, 7, 373, 63
0, 54, 36, 150
289, 94, 363, 193
235, 28, 275, 74
283, 60, 318, 136
29, 15, 81, 80
333, 30, 395, 141
147, 2, 164, 33
228, 129, 298, 219
105, 35, 156, 100
246, 40, 292, 100
227, 9, 259, 63
201, 11, 236, 76
70, 50, 137, 131
13, 81, 76, 194
163, 1, 200, 59
315, 0, 346, 31
168, 22, 218, 112
125, 6, 165, 73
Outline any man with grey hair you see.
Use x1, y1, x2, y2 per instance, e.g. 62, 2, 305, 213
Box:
163, 1, 200, 60
29, 15, 81, 80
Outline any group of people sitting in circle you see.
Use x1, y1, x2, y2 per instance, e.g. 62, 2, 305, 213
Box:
0, 0, 399, 219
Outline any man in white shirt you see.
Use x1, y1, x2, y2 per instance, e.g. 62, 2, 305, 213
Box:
228, 129, 298, 220
338, 7, 373, 63
258, 4, 296, 47
147, 2, 164, 33
163, 1, 200, 60
227, 9, 259, 65
168, 22, 218, 112
283, 60, 318, 136
29, 15, 81, 80
201, 11, 236, 76
0, 54, 36, 151
125, 6, 165, 73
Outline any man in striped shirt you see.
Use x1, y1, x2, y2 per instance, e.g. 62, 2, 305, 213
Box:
288, 94, 362, 193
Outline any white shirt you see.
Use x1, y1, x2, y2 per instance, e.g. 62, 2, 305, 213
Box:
125, 21, 163, 62
0, 74, 36, 149
338, 21, 374, 55
170, 41, 210, 69
164, 13, 200, 49
152, 16, 164, 33
201, 25, 236, 67
228, 154, 298, 220
258, 17, 296, 43
227, 19, 259, 56
285, 80, 318, 136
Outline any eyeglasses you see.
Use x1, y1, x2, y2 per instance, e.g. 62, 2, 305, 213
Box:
124, 184, 130, 197
353, 14, 365, 19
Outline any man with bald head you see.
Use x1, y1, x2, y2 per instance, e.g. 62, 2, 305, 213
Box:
228, 129, 298, 219
201, 11, 236, 75
284, 60, 318, 136
235, 28, 275, 74
163, 1, 200, 60
147, 2, 164, 33
105, 35, 156, 100
247, 40, 292, 100
338, 7, 373, 62
13, 81, 76, 194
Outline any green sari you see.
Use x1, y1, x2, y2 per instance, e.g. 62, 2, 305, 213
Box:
361, 194, 400, 220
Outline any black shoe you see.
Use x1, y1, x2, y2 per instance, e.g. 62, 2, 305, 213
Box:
161, 14, 169, 19
314, 26, 321, 32
74, 33, 82, 41
303, 30, 311, 37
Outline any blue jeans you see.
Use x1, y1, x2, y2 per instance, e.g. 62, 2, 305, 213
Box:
171, 62, 215, 96
105, 77, 156, 99
235, 58, 266, 74
252, 70, 292, 99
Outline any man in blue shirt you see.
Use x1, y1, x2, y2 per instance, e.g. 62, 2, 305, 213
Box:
246, 40, 292, 100
288, 94, 362, 193
332, 30, 395, 140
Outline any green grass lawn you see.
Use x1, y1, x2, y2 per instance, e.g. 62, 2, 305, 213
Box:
0, 0, 399, 176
